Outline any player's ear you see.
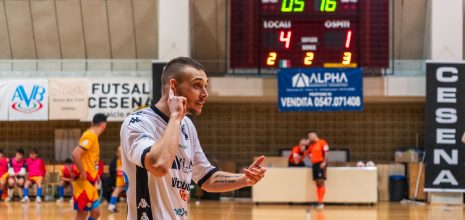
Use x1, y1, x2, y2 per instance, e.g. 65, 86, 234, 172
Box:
169, 79, 178, 95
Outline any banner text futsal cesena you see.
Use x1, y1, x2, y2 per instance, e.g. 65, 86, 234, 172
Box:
87, 78, 152, 121
278, 68, 363, 112
425, 62, 465, 192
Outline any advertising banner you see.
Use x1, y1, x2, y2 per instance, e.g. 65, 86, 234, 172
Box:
49, 78, 89, 120
278, 68, 363, 112
87, 78, 152, 121
8, 79, 48, 121
424, 62, 465, 192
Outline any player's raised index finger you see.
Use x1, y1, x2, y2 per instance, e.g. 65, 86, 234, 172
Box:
169, 86, 174, 98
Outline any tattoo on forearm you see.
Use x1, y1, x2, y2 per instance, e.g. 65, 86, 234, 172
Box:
213, 179, 237, 184
212, 174, 242, 184
214, 174, 241, 179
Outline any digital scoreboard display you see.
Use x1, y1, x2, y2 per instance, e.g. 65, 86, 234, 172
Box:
260, 0, 359, 68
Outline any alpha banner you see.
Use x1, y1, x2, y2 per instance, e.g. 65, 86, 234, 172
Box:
425, 62, 465, 192
8, 79, 49, 121
278, 68, 363, 112
49, 78, 89, 121
87, 78, 152, 121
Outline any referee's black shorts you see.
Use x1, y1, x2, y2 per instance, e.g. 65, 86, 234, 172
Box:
312, 162, 326, 180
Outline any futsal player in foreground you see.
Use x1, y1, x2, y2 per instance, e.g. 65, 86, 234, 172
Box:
71, 113, 107, 220
120, 57, 267, 219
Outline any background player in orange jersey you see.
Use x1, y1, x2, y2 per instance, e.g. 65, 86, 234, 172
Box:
288, 137, 308, 167
307, 131, 329, 209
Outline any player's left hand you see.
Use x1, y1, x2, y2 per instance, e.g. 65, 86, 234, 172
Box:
243, 155, 267, 186
320, 162, 327, 169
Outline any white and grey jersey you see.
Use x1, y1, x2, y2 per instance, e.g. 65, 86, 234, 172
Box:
120, 106, 218, 220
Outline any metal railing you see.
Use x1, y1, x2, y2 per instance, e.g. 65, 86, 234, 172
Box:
0, 59, 427, 78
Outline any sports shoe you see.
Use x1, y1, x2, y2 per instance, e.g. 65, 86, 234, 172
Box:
5, 197, 12, 202
108, 206, 119, 213
56, 197, 64, 203
36, 197, 41, 203
316, 203, 325, 209
20, 196, 30, 203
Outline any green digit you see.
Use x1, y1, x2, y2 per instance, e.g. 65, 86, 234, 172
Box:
326, 0, 336, 12
320, 0, 326, 11
294, 0, 305, 12
281, 0, 293, 12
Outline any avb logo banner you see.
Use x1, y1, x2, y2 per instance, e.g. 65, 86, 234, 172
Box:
278, 68, 363, 112
425, 62, 465, 192
88, 78, 151, 121
8, 79, 48, 121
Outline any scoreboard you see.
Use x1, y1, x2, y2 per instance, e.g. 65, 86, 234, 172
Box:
230, 0, 389, 69
261, 0, 358, 68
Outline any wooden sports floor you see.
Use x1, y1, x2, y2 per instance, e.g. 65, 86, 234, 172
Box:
0, 200, 463, 220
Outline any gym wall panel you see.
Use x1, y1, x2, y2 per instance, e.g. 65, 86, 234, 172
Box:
4, 0, 36, 59
0, 103, 425, 168
81, 0, 111, 58
0, 2, 11, 59
133, 0, 157, 59
30, 0, 61, 58
393, 0, 427, 59
191, 0, 227, 73
107, 0, 136, 58
55, 0, 86, 58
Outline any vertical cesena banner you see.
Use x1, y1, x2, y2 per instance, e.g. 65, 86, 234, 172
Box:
0, 80, 14, 121
8, 79, 49, 121
425, 62, 465, 192
88, 78, 152, 121
278, 68, 363, 112
49, 78, 89, 120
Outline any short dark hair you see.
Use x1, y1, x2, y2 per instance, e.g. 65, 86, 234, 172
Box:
31, 148, 38, 154
16, 148, 24, 155
307, 131, 318, 136
64, 158, 73, 164
92, 113, 108, 125
161, 57, 205, 87
0, 148, 3, 154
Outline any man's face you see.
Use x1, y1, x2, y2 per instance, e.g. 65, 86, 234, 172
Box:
98, 122, 107, 134
299, 139, 308, 149
174, 67, 209, 116
30, 152, 37, 159
0, 153, 3, 158
15, 153, 23, 160
308, 132, 317, 142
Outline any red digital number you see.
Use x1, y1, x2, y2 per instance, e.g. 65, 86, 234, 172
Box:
345, 30, 352, 48
279, 31, 292, 49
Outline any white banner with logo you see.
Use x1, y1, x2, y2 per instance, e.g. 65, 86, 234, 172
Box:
8, 79, 49, 121
49, 78, 89, 120
0, 80, 14, 121
87, 78, 152, 121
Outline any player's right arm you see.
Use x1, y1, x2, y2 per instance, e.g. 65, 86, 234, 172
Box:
462, 132, 465, 144
122, 86, 187, 177
144, 87, 187, 177
72, 147, 87, 180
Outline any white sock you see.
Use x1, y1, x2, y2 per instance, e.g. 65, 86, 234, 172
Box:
109, 204, 115, 210
7, 188, 13, 198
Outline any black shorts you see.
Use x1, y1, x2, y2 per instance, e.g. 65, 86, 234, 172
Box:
312, 162, 326, 180
288, 162, 305, 167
